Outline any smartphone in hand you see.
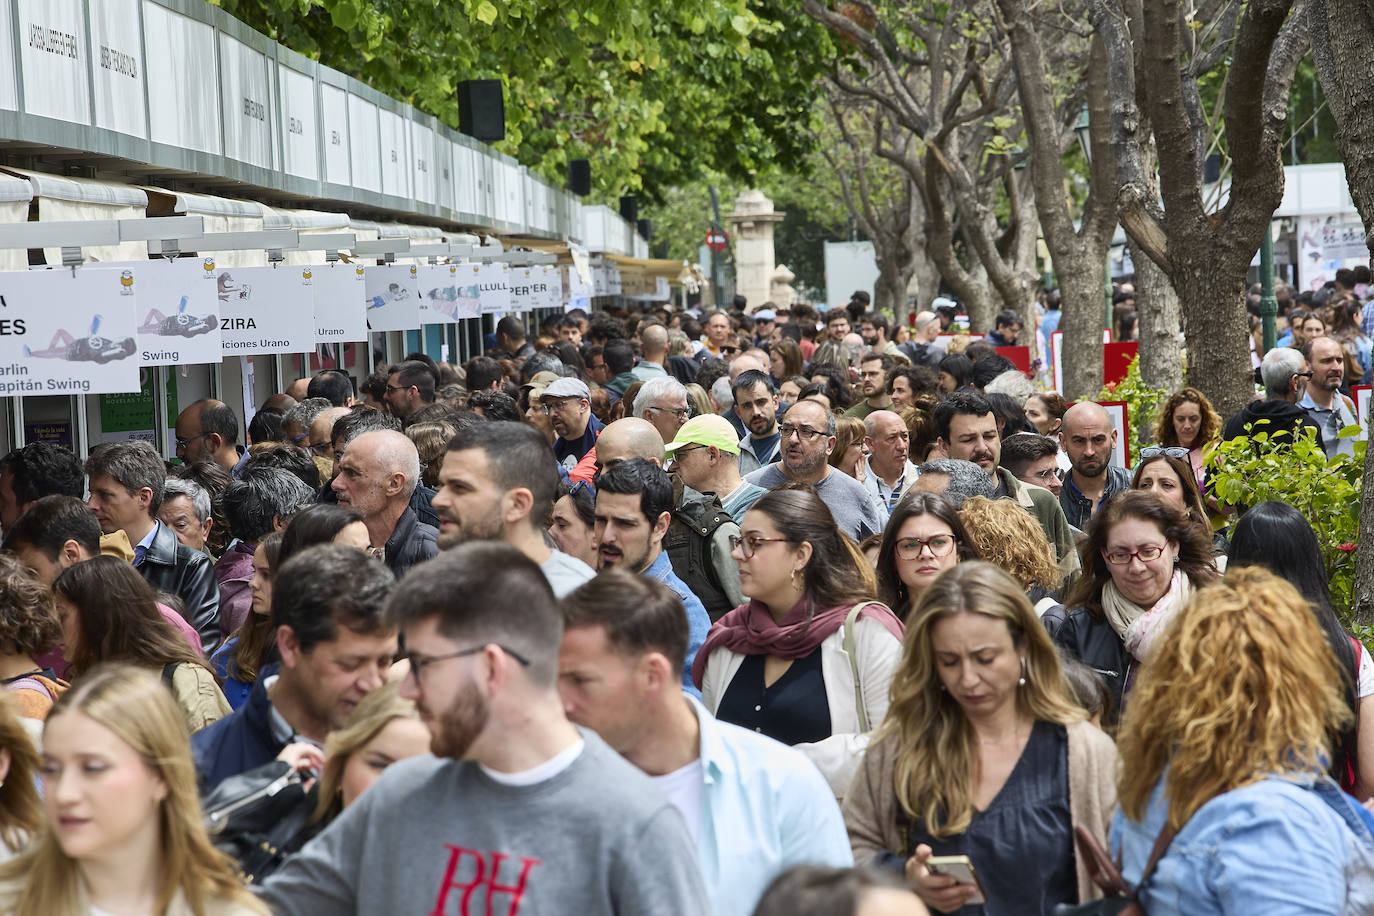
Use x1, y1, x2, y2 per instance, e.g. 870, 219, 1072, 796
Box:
925, 855, 987, 905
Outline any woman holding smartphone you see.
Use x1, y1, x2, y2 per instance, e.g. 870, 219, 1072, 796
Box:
0, 663, 267, 915
844, 562, 1117, 914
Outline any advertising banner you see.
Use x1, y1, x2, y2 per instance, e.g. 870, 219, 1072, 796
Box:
364, 264, 421, 332
0, 267, 140, 394
214, 265, 314, 355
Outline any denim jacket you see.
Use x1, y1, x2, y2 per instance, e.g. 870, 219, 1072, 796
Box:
1112, 770, 1374, 915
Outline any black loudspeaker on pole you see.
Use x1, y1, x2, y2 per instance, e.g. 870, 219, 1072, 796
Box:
619, 195, 638, 223
637, 219, 652, 240
457, 80, 505, 143
568, 159, 591, 197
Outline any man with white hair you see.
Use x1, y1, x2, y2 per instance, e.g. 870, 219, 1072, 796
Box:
331, 429, 437, 578
1222, 346, 1325, 450
900, 310, 946, 370
634, 376, 692, 445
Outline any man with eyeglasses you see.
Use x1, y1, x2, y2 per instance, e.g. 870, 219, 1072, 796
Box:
259, 543, 708, 916
192, 544, 396, 793
1221, 345, 1325, 451
860, 410, 919, 518
999, 431, 1063, 499
743, 399, 885, 540
844, 353, 897, 420
173, 398, 242, 474
281, 397, 333, 452
632, 376, 692, 446
543, 376, 602, 469
383, 360, 438, 423
1058, 402, 1133, 530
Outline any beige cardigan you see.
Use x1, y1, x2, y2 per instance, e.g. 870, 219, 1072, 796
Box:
842, 718, 1118, 905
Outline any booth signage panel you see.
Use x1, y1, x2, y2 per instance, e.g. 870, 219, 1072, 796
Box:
0, 268, 140, 394
90, 259, 222, 366
279, 65, 319, 181
566, 265, 591, 312
417, 264, 478, 324
410, 122, 436, 205
219, 32, 275, 170
320, 83, 350, 185
0, 3, 15, 110
347, 94, 381, 193
143, 1, 219, 154
378, 108, 410, 199
364, 264, 421, 332
540, 266, 561, 310
89, 0, 146, 138
508, 266, 536, 314
215, 265, 314, 355
313, 262, 367, 343
452, 143, 477, 214
477, 262, 511, 315
18, 0, 91, 124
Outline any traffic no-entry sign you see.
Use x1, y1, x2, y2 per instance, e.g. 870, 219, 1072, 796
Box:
705, 230, 729, 252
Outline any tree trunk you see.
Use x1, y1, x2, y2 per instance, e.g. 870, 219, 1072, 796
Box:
1172, 263, 1256, 417
872, 248, 914, 319
1132, 242, 1184, 392
911, 249, 941, 315
1060, 260, 1109, 399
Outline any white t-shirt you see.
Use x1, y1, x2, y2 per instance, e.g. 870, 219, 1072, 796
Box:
481, 739, 585, 786
1358, 642, 1374, 699
650, 758, 704, 844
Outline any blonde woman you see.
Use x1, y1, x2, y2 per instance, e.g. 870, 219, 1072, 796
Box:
0, 692, 43, 861
1114, 568, 1374, 913
312, 681, 431, 825
844, 562, 1117, 914
0, 664, 266, 915
956, 496, 1062, 617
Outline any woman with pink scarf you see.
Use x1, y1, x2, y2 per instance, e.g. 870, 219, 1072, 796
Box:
693, 486, 904, 797
1053, 491, 1218, 728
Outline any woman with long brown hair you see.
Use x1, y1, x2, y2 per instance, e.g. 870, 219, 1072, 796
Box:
844, 562, 1117, 914
873, 493, 979, 621
0, 664, 267, 914
769, 338, 804, 384
1113, 568, 1374, 913
694, 486, 904, 796
209, 531, 283, 710
53, 558, 229, 734
0, 555, 66, 721
0, 691, 43, 860
1153, 387, 1221, 490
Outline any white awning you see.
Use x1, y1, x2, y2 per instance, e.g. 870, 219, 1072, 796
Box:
0, 173, 32, 271
0, 167, 148, 265
143, 188, 267, 266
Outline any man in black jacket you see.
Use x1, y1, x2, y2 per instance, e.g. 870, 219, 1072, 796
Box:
85, 440, 221, 654
330, 430, 437, 579
1222, 346, 1325, 451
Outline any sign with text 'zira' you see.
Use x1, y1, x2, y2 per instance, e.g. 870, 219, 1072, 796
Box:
312, 262, 368, 343
215, 265, 315, 356
0, 268, 140, 394
364, 264, 422, 332
90, 259, 222, 366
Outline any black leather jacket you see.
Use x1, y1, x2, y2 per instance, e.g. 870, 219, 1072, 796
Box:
383, 506, 438, 580
1051, 606, 1133, 728
139, 519, 221, 656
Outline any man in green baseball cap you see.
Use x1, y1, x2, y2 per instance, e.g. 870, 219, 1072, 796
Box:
666, 415, 768, 521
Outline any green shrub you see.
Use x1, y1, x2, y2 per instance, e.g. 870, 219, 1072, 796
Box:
1095, 356, 1169, 459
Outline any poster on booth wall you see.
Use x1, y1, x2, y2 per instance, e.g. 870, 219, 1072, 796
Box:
0, 268, 140, 395
418, 264, 479, 324
477, 262, 511, 316
214, 265, 315, 356
312, 262, 368, 344
89, 258, 222, 366
364, 264, 422, 332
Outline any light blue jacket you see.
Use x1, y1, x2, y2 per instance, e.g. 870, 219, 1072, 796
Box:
685, 697, 852, 916
645, 549, 710, 699
1113, 770, 1374, 915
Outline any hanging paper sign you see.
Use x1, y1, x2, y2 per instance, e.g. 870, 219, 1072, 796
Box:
215, 265, 314, 356
418, 264, 478, 324
364, 264, 422, 332
477, 262, 511, 315
89, 259, 221, 366
313, 262, 368, 343
540, 265, 561, 310
509, 266, 537, 315
0, 267, 140, 394
566, 265, 591, 312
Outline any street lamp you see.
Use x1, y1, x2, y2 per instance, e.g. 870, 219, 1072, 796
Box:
1074, 106, 1113, 335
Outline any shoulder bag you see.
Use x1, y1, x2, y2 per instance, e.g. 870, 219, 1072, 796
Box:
1053, 822, 1176, 915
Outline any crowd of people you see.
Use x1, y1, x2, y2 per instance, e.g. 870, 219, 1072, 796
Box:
0, 290, 1369, 915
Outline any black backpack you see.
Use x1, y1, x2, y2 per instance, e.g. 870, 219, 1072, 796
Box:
663, 484, 736, 622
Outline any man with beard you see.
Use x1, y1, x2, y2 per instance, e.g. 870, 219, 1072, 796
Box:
192, 545, 396, 791
1057, 401, 1132, 529
543, 377, 602, 470
431, 421, 594, 597
860, 410, 918, 518
743, 400, 885, 540
934, 389, 1077, 578
593, 459, 710, 695
1299, 336, 1358, 459
843, 353, 896, 420
258, 543, 708, 916
557, 571, 851, 916
732, 370, 781, 475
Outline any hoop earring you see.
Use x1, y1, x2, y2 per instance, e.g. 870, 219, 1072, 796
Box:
1019, 657, 1028, 687
791, 568, 802, 590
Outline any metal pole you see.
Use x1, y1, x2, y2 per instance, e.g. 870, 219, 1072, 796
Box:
152, 367, 170, 459
1260, 230, 1278, 353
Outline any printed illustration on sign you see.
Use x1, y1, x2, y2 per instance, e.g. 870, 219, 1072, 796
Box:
24, 313, 134, 364
218, 272, 252, 303
139, 295, 217, 338
420, 266, 481, 322
363, 264, 422, 332
369, 280, 413, 312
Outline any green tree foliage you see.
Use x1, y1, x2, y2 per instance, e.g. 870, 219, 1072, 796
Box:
209, 0, 835, 199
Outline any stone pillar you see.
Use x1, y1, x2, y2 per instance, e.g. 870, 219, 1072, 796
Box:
725, 189, 785, 312
770, 264, 796, 310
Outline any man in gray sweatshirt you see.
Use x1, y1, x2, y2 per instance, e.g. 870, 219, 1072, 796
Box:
258, 543, 709, 916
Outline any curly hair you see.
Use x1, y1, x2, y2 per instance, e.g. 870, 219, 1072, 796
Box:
1154, 386, 1220, 449
881, 562, 1084, 837
956, 496, 1059, 591
1117, 567, 1352, 829
0, 553, 61, 658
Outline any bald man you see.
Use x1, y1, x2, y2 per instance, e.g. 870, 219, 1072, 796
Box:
1058, 401, 1132, 529
331, 430, 437, 578
630, 324, 670, 382
173, 399, 241, 473
285, 377, 311, 402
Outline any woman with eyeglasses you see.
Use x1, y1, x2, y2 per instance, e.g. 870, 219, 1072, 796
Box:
1130, 449, 1229, 558
693, 486, 904, 797
1053, 491, 1218, 727
873, 494, 979, 622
